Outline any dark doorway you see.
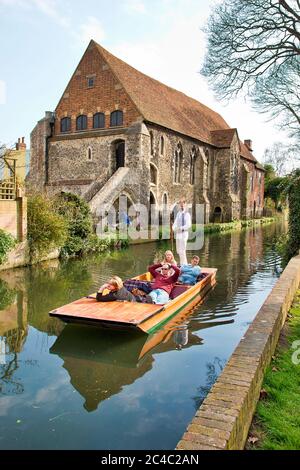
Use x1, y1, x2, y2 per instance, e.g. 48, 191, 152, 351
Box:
116, 141, 125, 169
112, 140, 125, 171
213, 207, 222, 223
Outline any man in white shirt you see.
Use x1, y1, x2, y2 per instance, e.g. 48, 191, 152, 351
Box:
172, 198, 191, 265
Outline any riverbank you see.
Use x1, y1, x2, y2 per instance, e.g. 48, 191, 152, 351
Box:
0, 216, 278, 270
176, 253, 300, 450
131, 216, 278, 245
246, 289, 300, 450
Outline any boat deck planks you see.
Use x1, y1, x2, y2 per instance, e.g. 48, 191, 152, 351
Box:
50, 297, 162, 325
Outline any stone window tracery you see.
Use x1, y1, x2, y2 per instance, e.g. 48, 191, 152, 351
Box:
173, 143, 183, 183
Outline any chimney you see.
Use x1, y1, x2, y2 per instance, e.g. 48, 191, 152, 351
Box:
244, 139, 253, 152
16, 137, 26, 151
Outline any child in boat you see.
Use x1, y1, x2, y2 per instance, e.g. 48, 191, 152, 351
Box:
178, 255, 201, 285
148, 262, 180, 304
96, 276, 136, 302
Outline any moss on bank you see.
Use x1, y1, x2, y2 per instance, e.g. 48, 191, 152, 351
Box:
247, 289, 300, 450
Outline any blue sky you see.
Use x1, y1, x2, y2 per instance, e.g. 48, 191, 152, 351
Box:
0, 0, 289, 160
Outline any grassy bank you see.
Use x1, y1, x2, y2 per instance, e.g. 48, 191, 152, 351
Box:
247, 289, 300, 450
201, 216, 277, 234
126, 216, 278, 244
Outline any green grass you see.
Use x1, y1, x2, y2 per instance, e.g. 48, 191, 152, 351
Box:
248, 290, 300, 450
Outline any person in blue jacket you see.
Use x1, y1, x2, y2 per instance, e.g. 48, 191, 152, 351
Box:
178, 255, 201, 285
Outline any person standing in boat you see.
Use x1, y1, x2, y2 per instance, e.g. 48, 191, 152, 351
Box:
148, 262, 180, 304
178, 255, 201, 285
172, 198, 191, 266
96, 276, 136, 302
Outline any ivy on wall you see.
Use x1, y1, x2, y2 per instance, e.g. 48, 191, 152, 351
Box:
0, 229, 16, 265
286, 170, 300, 259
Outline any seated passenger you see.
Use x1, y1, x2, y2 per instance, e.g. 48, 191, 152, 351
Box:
162, 250, 177, 266
96, 276, 136, 302
178, 255, 201, 285
148, 262, 180, 304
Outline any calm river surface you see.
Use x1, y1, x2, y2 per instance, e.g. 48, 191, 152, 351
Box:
0, 221, 286, 449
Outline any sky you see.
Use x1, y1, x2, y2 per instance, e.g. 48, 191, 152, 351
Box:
0, 0, 291, 162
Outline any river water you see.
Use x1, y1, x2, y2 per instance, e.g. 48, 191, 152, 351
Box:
0, 221, 286, 449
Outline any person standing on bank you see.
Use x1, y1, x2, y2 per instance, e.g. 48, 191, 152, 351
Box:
172, 198, 191, 266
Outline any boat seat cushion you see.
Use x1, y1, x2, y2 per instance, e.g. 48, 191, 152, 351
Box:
169, 285, 189, 299
124, 279, 152, 294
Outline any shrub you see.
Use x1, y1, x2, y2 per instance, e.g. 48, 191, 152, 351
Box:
0, 229, 16, 265
55, 192, 94, 257
285, 170, 300, 260
27, 194, 68, 259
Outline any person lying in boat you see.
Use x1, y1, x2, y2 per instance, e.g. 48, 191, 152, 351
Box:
178, 255, 201, 285
148, 262, 180, 304
96, 276, 136, 302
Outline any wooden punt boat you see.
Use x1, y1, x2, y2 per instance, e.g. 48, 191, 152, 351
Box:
49, 267, 217, 334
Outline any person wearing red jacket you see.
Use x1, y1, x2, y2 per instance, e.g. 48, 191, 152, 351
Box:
148, 262, 180, 304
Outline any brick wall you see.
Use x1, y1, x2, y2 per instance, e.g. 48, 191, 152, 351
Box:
0, 197, 27, 241
54, 42, 142, 136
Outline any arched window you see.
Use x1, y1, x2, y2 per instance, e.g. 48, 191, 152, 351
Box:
173, 143, 183, 183
93, 112, 105, 129
110, 110, 123, 127
87, 147, 92, 161
160, 136, 165, 155
150, 163, 158, 185
190, 147, 197, 184
163, 193, 168, 206
250, 175, 254, 191
76, 115, 87, 131
150, 131, 154, 156
61, 117, 71, 133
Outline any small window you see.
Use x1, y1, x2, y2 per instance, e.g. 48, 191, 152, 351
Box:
61, 117, 71, 133
150, 131, 154, 156
76, 115, 87, 131
160, 136, 164, 155
110, 110, 123, 127
88, 77, 95, 88
93, 112, 105, 129
87, 147, 92, 161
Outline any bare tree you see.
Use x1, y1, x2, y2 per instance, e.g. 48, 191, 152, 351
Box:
263, 141, 300, 175
202, 0, 300, 139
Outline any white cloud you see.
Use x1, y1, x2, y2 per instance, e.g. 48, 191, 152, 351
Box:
32, 0, 70, 28
78, 16, 105, 46
124, 0, 147, 14
0, 80, 6, 105
0, 0, 70, 28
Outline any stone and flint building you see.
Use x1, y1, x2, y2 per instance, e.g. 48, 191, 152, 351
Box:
28, 40, 264, 223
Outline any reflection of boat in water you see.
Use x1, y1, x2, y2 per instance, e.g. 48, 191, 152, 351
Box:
49, 268, 217, 333
49, 289, 236, 413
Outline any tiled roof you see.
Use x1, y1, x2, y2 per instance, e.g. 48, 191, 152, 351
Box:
210, 129, 236, 148
92, 41, 262, 168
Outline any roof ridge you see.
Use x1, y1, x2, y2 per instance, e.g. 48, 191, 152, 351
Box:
92, 40, 228, 126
